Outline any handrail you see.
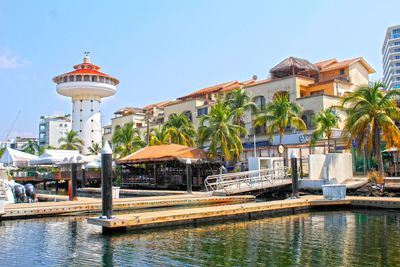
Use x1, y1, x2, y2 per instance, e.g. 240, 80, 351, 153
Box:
204, 167, 290, 195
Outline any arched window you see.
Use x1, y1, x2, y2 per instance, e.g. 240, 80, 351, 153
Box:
182, 111, 192, 122
273, 91, 289, 101
84, 75, 90, 81
253, 96, 265, 110
69, 76, 74, 82
91, 75, 97, 82
76, 75, 82, 81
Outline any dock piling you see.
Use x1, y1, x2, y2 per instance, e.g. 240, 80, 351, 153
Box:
290, 151, 299, 198
70, 158, 78, 201
101, 141, 113, 219
186, 158, 192, 194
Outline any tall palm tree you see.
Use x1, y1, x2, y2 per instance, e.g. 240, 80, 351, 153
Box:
164, 113, 196, 147
226, 87, 258, 126
254, 94, 306, 145
341, 82, 400, 174
149, 126, 171, 146
198, 99, 247, 160
58, 130, 84, 151
310, 107, 341, 152
112, 123, 146, 158
88, 142, 101, 155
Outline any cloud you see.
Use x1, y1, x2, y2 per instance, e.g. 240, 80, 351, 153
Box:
0, 52, 30, 69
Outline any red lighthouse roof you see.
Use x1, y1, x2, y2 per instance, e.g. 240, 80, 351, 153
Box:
52, 54, 119, 85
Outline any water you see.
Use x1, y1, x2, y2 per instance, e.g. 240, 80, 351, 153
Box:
1, 209, 400, 266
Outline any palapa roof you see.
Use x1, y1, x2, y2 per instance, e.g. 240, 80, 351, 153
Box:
270, 57, 320, 78
118, 144, 207, 164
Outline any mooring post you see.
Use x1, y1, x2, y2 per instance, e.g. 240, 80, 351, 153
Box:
81, 165, 86, 188
101, 141, 113, 219
70, 157, 78, 201
186, 158, 192, 194
290, 151, 299, 198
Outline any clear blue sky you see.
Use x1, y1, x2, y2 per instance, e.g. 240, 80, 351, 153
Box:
0, 0, 399, 139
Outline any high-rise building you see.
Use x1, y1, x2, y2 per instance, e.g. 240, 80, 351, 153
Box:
382, 24, 400, 90
53, 53, 119, 154
38, 115, 72, 148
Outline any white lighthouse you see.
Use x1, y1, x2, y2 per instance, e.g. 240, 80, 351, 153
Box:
53, 53, 119, 154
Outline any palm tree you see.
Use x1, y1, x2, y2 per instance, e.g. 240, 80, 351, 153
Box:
310, 107, 341, 152
0, 147, 5, 158
254, 94, 306, 145
149, 126, 171, 146
341, 82, 400, 174
23, 140, 39, 155
88, 142, 101, 155
226, 87, 258, 126
112, 123, 146, 158
58, 130, 84, 151
198, 99, 247, 160
164, 113, 197, 147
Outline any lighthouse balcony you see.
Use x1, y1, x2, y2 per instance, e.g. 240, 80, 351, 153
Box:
56, 81, 116, 98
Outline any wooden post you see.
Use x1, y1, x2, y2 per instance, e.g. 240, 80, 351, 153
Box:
81, 165, 86, 188
291, 151, 299, 198
186, 158, 192, 194
101, 141, 113, 219
70, 158, 78, 201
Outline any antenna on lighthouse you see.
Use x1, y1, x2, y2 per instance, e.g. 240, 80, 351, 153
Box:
83, 51, 91, 63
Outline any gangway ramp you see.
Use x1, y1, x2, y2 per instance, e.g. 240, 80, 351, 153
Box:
204, 167, 291, 195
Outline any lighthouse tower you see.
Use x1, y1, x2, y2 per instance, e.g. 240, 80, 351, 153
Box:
53, 53, 119, 154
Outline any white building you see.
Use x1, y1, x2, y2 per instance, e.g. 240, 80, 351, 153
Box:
38, 115, 71, 148
53, 53, 119, 154
382, 24, 400, 90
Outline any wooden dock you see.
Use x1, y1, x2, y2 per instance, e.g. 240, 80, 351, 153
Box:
87, 196, 400, 231
2, 194, 254, 220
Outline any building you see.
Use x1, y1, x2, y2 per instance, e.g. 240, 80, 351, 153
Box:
0, 137, 38, 150
53, 53, 119, 154
382, 25, 400, 90
38, 115, 72, 148
105, 55, 374, 160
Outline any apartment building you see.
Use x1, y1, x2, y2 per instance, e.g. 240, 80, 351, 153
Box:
38, 115, 72, 148
104, 56, 374, 158
382, 24, 400, 90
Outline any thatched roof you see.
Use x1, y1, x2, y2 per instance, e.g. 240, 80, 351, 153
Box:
270, 57, 319, 78
118, 144, 207, 164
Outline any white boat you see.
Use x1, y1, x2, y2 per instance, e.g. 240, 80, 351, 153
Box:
0, 164, 16, 216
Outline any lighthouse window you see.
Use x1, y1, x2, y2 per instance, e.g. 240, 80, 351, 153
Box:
91, 76, 97, 82
69, 76, 74, 82
84, 75, 90, 81
76, 75, 82, 81
99, 76, 104, 82
105, 78, 110, 84
63, 76, 67, 82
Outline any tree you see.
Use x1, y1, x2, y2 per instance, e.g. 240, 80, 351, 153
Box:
0, 147, 5, 158
340, 82, 400, 174
58, 130, 84, 151
164, 113, 197, 147
254, 94, 306, 145
88, 142, 101, 155
23, 140, 39, 155
310, 107, 341, 152
198, 99, 246, 160
226, 87, 258, 126
149, 126, 171, 146
112, 123, 146, 158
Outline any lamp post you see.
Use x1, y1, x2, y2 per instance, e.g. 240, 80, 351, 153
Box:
186, 158, 192, 194
101, 141, 113, 219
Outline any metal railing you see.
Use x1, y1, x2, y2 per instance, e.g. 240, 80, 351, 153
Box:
204, 167, 289, 195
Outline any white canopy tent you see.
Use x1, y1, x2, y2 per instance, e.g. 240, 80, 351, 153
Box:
0, 147, 38, 167
30, 149, 80, 165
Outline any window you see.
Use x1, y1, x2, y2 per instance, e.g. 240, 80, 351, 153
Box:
394, 84, 400, 89
84, 75, 90, 81
394, 41, 400, 46
339, 68, 345, 75
395, 63, 400, 67
310, 90, 324, 96
99, 76, 104, 82
394, 48, 400, 53
395, 56, 400, 60
396, 69, 400, 74
255, 125, 266, 134
63, 76, 67, 82
395, 77, 400, 81
136, 123, 143, 128
253, 96, 265, 110
39, 125, 46, 131
197, 107, 208, 116
182, 111, 192, 121
393, 29, 400, 39
91, 76, 97, 82
69, 76, 74, 82
76, 75, 82, 81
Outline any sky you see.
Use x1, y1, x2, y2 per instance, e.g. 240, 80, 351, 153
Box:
0, 0, 399, 140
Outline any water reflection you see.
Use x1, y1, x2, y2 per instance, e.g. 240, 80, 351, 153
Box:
1, 210, 400, 266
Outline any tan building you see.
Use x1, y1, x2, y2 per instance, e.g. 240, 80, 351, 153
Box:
104, 56, 375, 159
